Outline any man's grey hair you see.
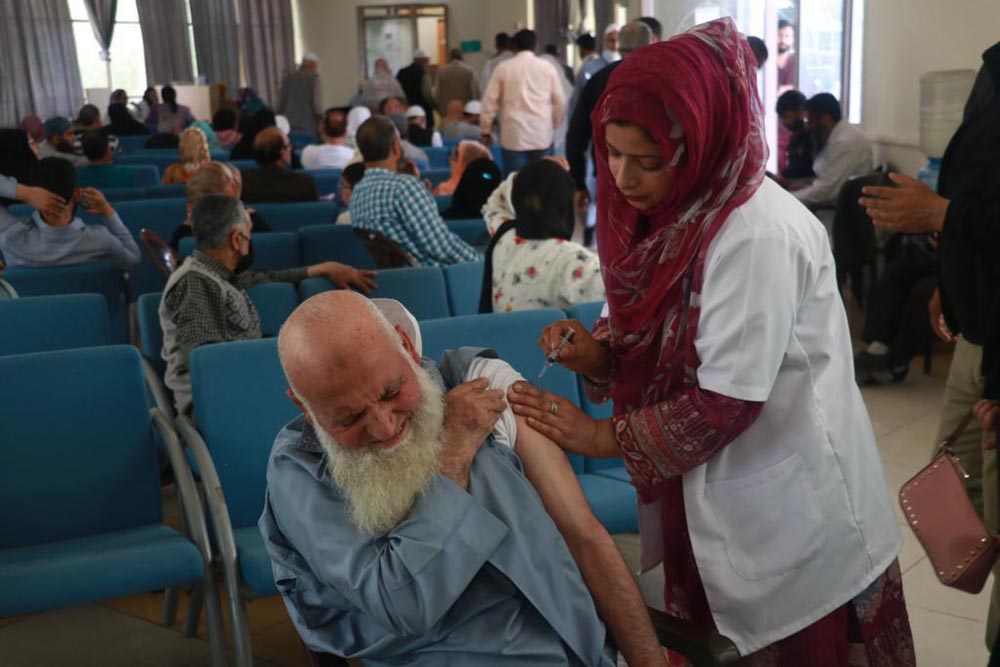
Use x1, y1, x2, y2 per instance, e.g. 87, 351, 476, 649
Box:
619, 21, 653, 54
191, 194, 248, 252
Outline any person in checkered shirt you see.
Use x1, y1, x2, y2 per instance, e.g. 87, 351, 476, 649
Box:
349, 115, 480, 267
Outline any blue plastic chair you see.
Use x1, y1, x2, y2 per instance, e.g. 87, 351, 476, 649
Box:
251, 201, 339, 233
145, 184, 188, 199
434, 194, 452, 212
3, 262, 129, 343
424, 145, 450, 169
302, 169, 342, 197
446, 219, 489, 247
229, 160, 257, 171
0, 294, 109, 356
116, 135, 151, 153
423, 168, 451, 187
298, 267, 449, 321
246, 282, 298, 336
179, 232, 300, 271
289, 131, 315, 150
298, 224, 375, 268
135, 291, 173, 417
85, 186, 148, 201
0, 346, 226, 665
177, 338, 301, 667
114, 198, 188, 296
442, 261, 484, 316
103, 160, 161, 186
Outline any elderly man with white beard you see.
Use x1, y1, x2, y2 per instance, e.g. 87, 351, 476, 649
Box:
259, 291, 667, 667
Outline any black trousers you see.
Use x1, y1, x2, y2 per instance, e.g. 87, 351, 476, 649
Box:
861, 253, 938, 367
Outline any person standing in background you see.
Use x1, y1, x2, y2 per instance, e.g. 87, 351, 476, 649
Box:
397, 50, 437, 131
480, 29, 565, 175
278, 52, 323, 135
481, 32, 514, 93
435, 48, 480, 113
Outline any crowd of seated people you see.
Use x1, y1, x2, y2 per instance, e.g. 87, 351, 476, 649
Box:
9, 21, 1000, 667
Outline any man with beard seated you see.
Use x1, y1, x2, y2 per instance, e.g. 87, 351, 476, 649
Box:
260, 292, 667, 666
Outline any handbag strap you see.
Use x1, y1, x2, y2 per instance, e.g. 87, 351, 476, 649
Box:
941, 409, 978, 452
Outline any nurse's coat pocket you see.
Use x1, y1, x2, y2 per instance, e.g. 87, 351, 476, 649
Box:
705, 452, 825, 580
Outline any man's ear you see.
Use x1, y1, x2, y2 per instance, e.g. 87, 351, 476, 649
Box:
396, 324, 421, 364
286, 388, 314, 426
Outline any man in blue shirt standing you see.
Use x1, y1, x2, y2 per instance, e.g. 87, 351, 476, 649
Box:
349, 116, 480, 267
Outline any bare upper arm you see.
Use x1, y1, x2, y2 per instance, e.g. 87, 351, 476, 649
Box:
514, 415, 605, 543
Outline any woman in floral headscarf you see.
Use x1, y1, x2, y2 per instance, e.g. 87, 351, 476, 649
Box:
509, 19, 914, 665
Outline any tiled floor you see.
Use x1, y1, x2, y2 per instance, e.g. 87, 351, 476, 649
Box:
1, 350, 993, 666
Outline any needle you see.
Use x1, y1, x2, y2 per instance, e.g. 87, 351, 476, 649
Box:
538, 329, 576, 379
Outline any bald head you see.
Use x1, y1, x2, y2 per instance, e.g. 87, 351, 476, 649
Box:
254, 126, 291, 167
280, 292, 401, 398
619, 21, 653, 55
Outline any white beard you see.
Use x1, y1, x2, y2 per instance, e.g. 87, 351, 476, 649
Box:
310, 364, 445, 536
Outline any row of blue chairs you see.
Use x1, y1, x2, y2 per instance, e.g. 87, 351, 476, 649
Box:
1, 297, 623, 666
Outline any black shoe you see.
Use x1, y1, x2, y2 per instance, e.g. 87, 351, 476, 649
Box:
890, 363, 910, 383
854, 350, 893, 384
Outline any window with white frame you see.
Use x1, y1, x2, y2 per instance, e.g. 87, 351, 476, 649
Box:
69, 0, 148, 102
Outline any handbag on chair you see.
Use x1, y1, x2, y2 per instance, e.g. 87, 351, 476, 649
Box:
900, 410, 1000, 593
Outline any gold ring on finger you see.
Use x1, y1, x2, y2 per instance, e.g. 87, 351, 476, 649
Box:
549, 401, 559, 415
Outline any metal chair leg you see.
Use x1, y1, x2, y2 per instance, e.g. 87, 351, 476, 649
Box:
184, 583, 204, 637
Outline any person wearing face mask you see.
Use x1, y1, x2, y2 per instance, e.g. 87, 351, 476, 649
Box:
158, 194, 377, 417
788, 93, 873, 210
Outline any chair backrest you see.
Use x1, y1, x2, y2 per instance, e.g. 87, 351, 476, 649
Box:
117, 153, 179, 174
246, 282, 298, 336
297, 277, 335, 301
3, 261, 129, 343
190, 338, 300, 528
137, 292, 166, 376
832, 171, 884, 268
115, 198, 189, 296
145, 184, 188, 199
97, 186, 149, 202
298, 224, 375, 268
116, 134, 150, 153
443, 261, 483, 316
252, 201, 339, 233
140, 228, 179, 282
179, 231, 300, 270
105, 161, 161, 186
420, 310, 584, 472
434, 194, 452, 212
0, 346, 162, 547
368, 266, 450, 320
445, 219, 489, 247
302, 169, 342, 197
423, 146, 450, 169
289, 131, 315, 150
423, 168, 451, 188
0, 293, 109, 356
354, 228, 418, 269
565, 301, 621, 473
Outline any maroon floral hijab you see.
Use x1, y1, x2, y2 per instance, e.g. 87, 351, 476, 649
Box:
592, 18, 768, 411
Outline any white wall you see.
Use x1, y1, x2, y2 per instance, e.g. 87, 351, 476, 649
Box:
293, 0, 530, 109
861, 0, 999, 175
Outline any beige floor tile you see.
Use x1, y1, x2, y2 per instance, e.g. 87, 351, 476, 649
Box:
883, 459, 926, 525
907, 605, 989, 666
246, 619, 312, 667
898, 528, 928, 575
878, 413, 942, 467
903, 557, 993, 622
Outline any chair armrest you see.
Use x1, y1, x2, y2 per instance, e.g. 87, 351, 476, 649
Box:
141, 356, 173, 416
646, 606, 742, 667
151, 408, 213, 563
175, 414, 240, 570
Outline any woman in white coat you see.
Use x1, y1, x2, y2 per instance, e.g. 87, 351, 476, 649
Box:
508, 19, 915, 666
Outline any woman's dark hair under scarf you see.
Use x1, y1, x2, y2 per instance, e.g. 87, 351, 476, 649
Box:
478, 158, 576, 312
107, 103, 150, 135
442, 157, 502, 220
0, 129, 38, 207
